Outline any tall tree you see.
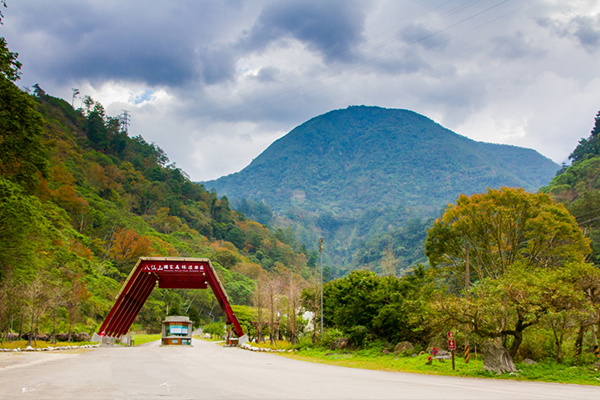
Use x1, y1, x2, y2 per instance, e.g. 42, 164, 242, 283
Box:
569, 110, 600, 163
0, 66, 48, 191
425, 187, 592, 357
425, 187, 590, 287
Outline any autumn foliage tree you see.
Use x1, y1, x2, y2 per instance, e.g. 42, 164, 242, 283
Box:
108, 228, 154, 272
425, 187, 593, 358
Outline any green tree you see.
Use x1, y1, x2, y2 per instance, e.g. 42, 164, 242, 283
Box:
0, 72, 48, 191
425, 187, 589, 287
570, 111, 600, 163
0, 178, 48, 278
0, 37, 20, 82
425, 187, 592, 357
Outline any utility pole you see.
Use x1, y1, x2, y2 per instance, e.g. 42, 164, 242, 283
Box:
319, 238, 324, 342
71, 88, 80, 108
465, 243, 470, 292
465, 242, 470, 363
121, 110, 130, 134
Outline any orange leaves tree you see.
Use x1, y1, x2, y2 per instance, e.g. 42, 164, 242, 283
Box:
425, 187, 592, 357
108, 228, 154, 273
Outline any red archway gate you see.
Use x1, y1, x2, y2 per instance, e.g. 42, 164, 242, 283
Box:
98, 257, 244, 338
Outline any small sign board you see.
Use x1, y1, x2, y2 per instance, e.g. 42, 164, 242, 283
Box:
448, 339, 456, 350
447, 331, 454, 340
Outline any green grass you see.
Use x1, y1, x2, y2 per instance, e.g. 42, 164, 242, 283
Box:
277, 348, 600, 386
252, 340, 295, 350
0, 340, 95, 349
131, 334, 161, 346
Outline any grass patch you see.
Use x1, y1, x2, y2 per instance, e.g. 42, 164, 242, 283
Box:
0, 340, 95, 349
278, 348, 600, 386
131, 334, 161, 346
252, 340, 295, 350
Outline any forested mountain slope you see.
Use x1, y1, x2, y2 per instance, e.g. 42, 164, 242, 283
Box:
0, 39, 315, 339
205, 106, 559, 272
207, 106, 558, 214
542, 111, 600, 264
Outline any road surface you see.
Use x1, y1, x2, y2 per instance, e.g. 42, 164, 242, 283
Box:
0, 339, 598, 399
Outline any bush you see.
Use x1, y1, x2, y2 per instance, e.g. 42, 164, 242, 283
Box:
321, 328, 345, 348
347, 325, 369, 348
203, 322, 225, 338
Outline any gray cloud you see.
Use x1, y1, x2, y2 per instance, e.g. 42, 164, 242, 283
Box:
539, 13, 600, 53
488, 32, 546, 60
571, 15, 600, 52
198, 46, 238, 85
4, 0, 245, 86
398, 23, 450, 51
237, 0, 367, 62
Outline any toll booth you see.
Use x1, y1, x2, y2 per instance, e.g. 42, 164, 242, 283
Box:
161, 316, 193, 346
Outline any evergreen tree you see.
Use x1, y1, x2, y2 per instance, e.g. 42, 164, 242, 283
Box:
569, 110, 600, 162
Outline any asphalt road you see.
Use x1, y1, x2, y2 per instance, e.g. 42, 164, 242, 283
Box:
0, 339, 599, 400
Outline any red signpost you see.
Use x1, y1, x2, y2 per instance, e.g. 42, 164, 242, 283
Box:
448, 332, 456, 370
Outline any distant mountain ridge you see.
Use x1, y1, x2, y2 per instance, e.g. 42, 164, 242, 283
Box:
205, 106, 559, 217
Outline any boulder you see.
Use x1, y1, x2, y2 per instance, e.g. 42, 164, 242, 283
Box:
437, 350, 450, 357
480, 340, 517, 374
382, 349, 390, 355
56, 333, 69, 342
330, 338, 348, 350
592, 362, 600, 369
523, 358, 538, 365
74, 332, 90, 342
393, 341, 414, 355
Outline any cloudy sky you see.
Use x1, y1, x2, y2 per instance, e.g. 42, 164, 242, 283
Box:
3, 0, 600, 181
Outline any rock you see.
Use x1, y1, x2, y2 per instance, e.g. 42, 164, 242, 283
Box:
592, 362, 600, 369
393, 341, 414, 355
74, 332, 91, 342
330, 338, 348, 350
204, 333, 211, 339
523, 358, 538, 365
382, 349, 390, 355
56, 333, 69, 342
480, 340, 517, 374
437, 350, 449, 357
25, 346, 34, 351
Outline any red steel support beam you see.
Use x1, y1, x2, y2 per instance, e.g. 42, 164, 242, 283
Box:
99, 257, 244, 339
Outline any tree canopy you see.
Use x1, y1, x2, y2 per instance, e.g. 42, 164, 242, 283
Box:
425, 187, 590, 287
425, 187, 593, 357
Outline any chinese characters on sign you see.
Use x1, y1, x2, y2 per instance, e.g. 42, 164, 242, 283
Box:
141, 263, 205, 273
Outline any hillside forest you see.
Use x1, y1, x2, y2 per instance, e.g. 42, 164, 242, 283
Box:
0, 38, 318, 345
1, 35, 600, 367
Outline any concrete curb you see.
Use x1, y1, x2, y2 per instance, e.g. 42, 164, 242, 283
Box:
240, 343, 296, 353
0, 344, 101, 352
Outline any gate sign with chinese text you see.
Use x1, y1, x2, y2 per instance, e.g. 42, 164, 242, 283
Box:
98, 257, 243, 338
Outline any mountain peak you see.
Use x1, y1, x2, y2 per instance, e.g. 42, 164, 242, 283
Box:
205, 106, 558, 215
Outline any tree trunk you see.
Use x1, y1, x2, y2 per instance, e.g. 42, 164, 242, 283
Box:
575, 325, 586, 360
18, 313, 23, 340
508, 331, 522, 359
27, 311, 34, 347
52, 310, 57, 345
